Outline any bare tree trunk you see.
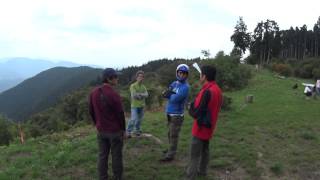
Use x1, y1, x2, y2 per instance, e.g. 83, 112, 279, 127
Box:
313, 39, 318, 57
262, 49, 265, 64
298, 43, 301, 59
18, 123, 25, 144
315, 38, 318, 57
311, 39, 314, 57
303, 38, 306, 59
288, 46, 291, 58
264, 45, 268, 63
317, 37, 319, 57
259, 49, 263, 64
267, 48, 271, 64
294, 46, 298, 59
298, 45, 300, 59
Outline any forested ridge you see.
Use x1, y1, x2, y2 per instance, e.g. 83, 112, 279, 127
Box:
231, 17, 320, 63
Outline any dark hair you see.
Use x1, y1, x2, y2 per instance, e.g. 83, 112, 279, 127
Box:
102, 68, 118, 84
201, 65, 216, 81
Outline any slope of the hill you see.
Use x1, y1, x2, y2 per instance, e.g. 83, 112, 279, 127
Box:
0, 66, 102, 121
0, 57, 88, 93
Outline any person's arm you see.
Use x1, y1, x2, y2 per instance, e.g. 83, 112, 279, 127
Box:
110, 93, 126, 131
130, 84, 141, 100
120, 112, 126, 131
140, 85, 149, 98
117, 107, 126, 131
189, 90, 211, 118
162, 82, 175, 98
168, 85, 189, 103
88, 93, 96, 125
304, 86, 310, 93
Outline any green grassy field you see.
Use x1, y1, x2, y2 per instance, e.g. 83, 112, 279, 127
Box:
1, 70, 320, 180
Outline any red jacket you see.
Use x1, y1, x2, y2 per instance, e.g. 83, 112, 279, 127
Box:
89, 84, 125, 133
191, 81, 222, 140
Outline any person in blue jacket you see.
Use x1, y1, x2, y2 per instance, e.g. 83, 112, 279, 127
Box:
160, 64, 190, 162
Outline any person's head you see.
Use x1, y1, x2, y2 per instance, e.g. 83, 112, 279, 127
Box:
102, 68, 119, 86
176, 64, 189, 82
135, 70, 145, 83
200, 65, 216, 83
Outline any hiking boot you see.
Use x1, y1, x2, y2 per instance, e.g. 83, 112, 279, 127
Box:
112, 175, 123, 180
126, 133, 132, 138
135, 131, 141, 136
159, 156, 174, 162
197, 172, 207, 177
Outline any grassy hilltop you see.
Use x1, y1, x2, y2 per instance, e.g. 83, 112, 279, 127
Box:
1, 70, 320, 180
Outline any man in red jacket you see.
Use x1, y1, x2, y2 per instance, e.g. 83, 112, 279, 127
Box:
89, 68, 125, 180
185, 65, 223, 180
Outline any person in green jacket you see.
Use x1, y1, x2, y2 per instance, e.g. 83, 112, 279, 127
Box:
126, 70, 148, 137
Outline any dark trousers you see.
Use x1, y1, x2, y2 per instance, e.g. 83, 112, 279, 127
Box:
165, 115, 184, 159
97, 132, 123, 180
185, 136, 210, 180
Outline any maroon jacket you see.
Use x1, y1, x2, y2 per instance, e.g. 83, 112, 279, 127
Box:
89, 83, 125, 133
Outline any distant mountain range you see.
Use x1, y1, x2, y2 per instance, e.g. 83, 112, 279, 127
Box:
0, 78, 24, 94
0, 57, 99, 93
0, 66, 102, 121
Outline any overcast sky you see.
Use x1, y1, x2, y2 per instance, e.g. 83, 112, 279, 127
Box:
0, 0, 319, 68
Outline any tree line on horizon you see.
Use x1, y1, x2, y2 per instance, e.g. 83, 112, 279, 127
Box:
231, 16, 320, 64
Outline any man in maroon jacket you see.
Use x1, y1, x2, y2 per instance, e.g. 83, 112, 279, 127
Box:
185, 65, 223, 180
89, 68, 125, 180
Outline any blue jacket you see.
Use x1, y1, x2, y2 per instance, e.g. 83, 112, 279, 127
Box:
165, 80, 189, 115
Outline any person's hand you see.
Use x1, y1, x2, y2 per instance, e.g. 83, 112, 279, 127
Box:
137, 94, 143, 100
188, 101, 197, 118
162, 89, 172, 98
134, 94, 141, 100
186, 102, 192, 110
120, 131, 126, 140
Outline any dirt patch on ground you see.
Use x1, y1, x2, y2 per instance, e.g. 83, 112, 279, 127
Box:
296, 169, 320, 180
53, 167, 89, 179
124, 138, 160, 157
212, 167, 248, 180
128, 133, 163, 144
69, 168, 89, 179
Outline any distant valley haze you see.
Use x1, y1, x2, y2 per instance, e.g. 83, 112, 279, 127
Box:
0, 57, 100, 93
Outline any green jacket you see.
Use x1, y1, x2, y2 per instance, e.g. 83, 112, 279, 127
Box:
130, 81, 148, 108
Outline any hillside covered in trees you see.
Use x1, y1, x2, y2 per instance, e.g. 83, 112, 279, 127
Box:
0, 66, 102, 121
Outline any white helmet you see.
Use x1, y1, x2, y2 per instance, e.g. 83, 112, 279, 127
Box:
176, 64, 189, 81
176, 64, 189, 73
